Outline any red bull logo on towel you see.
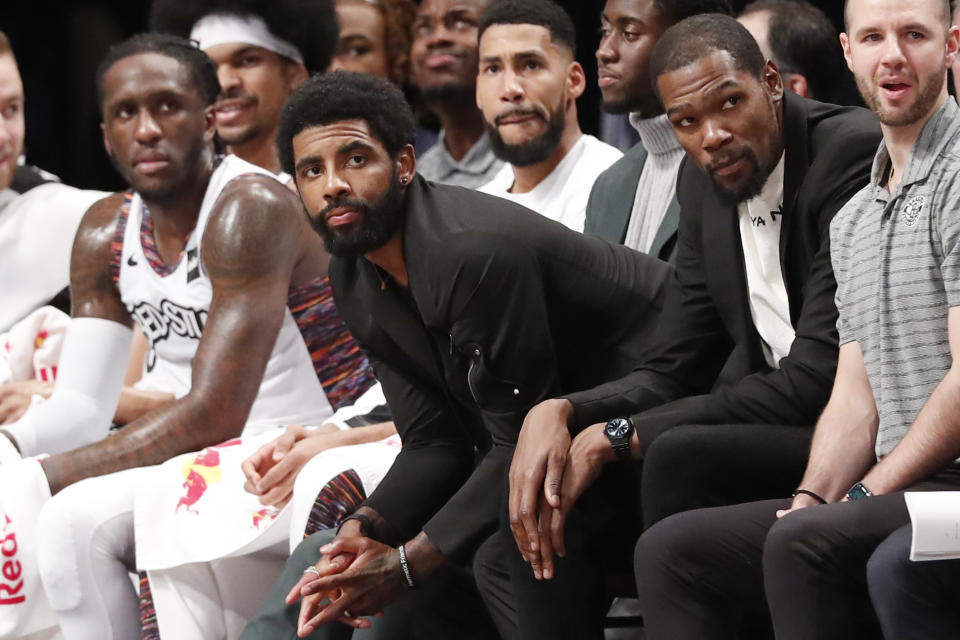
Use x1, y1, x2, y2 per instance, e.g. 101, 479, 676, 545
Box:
0, 514, 24, 606
175, 439, 242, 514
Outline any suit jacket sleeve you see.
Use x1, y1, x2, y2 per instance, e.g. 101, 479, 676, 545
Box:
360, 353, 477, 545
563, 162, 731, 429
657, 131, 877, 441
566, 120, 877, 439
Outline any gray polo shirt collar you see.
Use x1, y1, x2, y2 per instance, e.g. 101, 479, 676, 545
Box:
870, 98, 960, 194
432, 129, 500, 178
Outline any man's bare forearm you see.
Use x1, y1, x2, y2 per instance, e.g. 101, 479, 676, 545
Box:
42, 395, 240, 494
795, 395, 877, 501
316, 422, 396, 448
862, 367, 960, 494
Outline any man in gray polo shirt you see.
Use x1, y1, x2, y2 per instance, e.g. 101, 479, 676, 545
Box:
634, 0, 960, 638
411, 0, 504, 188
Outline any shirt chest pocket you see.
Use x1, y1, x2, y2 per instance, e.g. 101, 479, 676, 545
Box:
458, 341, 530, 415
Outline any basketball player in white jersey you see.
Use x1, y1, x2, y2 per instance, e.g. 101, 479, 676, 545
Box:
0, 34, 385, 639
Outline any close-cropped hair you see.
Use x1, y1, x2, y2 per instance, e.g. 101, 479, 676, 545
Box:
655, 0, 734, 25
150, 0, 338, 74
740, 0, 852, 103
844, 0, 951, 30
479, 0, 576, 55
95, 33, 221, 113
650, 13, 766, 95
277, 71, 416, 176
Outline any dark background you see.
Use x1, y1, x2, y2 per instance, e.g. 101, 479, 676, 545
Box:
2, 1, 844, 191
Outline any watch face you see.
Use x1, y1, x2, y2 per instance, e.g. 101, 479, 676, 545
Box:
846, 482, 872, 501
605, 417, 631, 439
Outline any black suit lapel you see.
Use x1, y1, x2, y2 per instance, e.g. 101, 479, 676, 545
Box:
779, 92, 812, 317
702, 189, 754, 345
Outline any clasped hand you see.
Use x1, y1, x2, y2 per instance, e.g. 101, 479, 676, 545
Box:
285, 536, 403, 637
508, 399, 612, 580
241, 423, 339, 508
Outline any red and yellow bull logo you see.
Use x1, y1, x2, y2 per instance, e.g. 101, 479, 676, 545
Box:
175, 439, 242, 514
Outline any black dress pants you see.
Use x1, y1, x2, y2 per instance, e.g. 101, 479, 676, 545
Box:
635, 468, 960, 640
473, 422, 812, 640
867, 524, 960, 640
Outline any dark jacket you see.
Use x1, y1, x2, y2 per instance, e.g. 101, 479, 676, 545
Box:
329, 176, 673, 560
565, 92, 883, 449
584, 142, 681, 262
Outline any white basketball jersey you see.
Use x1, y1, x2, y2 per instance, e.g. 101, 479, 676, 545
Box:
116, 155, 333, 435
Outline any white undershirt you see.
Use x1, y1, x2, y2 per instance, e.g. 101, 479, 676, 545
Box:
478, 134, 622, 232
737, 154, 795, 368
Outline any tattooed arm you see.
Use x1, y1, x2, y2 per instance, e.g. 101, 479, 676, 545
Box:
42, 177, 311, 494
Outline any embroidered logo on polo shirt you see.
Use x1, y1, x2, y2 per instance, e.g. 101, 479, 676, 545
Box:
902, 195, 926, 227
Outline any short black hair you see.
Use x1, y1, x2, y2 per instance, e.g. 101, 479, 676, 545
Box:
150, 0, 337, 74
479, 0, 576, 55
277, 71, 416, 176
650, 13, 766, 95
740, 0, 856, 104
95, 33, 220, 113
654, 0, 735, 25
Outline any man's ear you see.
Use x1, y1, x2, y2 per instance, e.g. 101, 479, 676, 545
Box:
203, 105, 217, 144
567, 60, 586, 100
101, 122, 113, 158
784, 73, 810, 98
396, 144, 416, 184
286, 62, 309, 91
762, 59, 784, 103
946, 25, 960, 68
840, 32, 854, 72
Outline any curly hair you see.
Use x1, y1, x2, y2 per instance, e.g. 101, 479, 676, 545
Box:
95, 33, 220, 113
150, 0, 338, 73
337, 0, 417, 86
277, 71, 415, 176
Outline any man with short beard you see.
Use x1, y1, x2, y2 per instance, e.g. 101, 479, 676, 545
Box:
150, 0, 337, 178
635, 1, 960, 637
412, 0, 505, 188
238, 69, 671, 639
587, 0, 732, 260
476, 0, 621, 232
491, 12, 880, 638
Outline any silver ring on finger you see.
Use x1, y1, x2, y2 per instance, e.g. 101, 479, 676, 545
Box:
303, 566, 320, 577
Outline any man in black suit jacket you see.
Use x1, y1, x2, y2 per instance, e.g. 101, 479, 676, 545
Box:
586, 0, 733, 261
485, 14, 881, 639
240, 70, 672, 639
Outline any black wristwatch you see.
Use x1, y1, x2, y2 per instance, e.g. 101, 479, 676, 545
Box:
604, 417, 634, 460
845, 482, 873, 501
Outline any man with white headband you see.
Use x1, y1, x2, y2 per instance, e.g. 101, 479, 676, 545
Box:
150, 0, 338, 177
